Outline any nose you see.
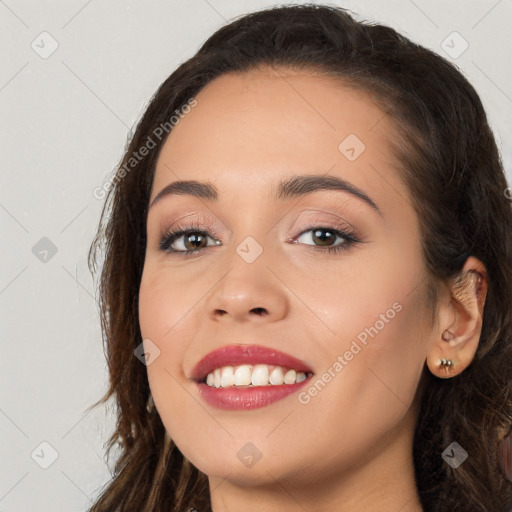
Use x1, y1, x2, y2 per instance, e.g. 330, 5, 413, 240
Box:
204, 250, 289, 324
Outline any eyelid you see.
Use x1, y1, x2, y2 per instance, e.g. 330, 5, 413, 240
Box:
161, 213, 224, 240
289, 216, 357, 241
288, 206, 355, 227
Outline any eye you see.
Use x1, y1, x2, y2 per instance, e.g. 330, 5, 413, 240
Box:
293, 225, 360, 253
160, 227, 221, 255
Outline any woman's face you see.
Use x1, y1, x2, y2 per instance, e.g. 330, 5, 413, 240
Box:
139, 67, 435, 492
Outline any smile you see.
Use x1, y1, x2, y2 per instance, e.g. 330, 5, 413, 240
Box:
191, 344, 315, 409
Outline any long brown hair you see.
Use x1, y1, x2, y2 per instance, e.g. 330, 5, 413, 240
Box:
88, 4, 512, 511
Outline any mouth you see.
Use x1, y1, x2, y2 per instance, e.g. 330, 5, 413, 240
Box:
190, 344, 314, 410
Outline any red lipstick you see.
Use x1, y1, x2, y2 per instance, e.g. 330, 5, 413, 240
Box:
190, 344, 314, 410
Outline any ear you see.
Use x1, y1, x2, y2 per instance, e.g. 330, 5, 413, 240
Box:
426, 256, 488, 379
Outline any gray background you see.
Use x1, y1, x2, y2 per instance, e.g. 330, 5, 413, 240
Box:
1, 1, 511, 510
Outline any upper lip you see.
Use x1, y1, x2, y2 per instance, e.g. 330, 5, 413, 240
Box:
190, 344, 314, 382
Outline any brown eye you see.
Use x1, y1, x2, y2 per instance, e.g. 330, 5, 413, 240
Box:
296, 227, 350, 248
311, 229, 337, 246
292, 225, 361, 254
181, 232, 208, 251
160, 229, 221, 254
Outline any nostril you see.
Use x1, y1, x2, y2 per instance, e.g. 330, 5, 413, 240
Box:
250, 307, 267, 316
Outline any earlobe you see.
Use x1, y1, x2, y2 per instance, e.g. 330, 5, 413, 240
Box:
426, 257, 488, 379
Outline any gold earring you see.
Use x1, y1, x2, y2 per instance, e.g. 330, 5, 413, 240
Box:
438, 358, 455, 369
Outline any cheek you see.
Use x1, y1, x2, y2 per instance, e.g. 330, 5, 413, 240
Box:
138, 261, 210, 348
139, 264, 184, 338
290, 281, 428, 473
297, 241, 429, 411
138, 266, 196, 404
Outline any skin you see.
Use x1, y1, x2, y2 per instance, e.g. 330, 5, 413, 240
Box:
138, 66, 488, 512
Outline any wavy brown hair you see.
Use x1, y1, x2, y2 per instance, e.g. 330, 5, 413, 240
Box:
87, 4, 512, 511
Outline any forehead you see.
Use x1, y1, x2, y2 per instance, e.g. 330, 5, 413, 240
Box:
151, 67, 407, 205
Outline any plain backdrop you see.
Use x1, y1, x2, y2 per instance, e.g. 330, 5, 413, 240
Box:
1, 1, 511, 510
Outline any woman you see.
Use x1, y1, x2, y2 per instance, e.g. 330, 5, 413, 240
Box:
88, 4, 512, 511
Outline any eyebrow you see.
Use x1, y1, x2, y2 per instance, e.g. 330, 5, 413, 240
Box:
149, 174, 382, 216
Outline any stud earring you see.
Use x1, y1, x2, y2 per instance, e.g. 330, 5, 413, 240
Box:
438, 358, 455, 369
441, 330, 454, 342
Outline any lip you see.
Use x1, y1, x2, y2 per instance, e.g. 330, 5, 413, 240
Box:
190, 344, 315, 410
190, 344, 314, 382
197, 379, 311, 410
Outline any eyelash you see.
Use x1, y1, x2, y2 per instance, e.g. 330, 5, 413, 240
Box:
159, 222, 361, 256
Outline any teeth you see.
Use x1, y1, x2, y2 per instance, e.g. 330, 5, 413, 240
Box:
296, 372, 306, 383
251, 365, 269, 386
221, 366, 235, 387
213, 368, 221, 388
204, 364, 311, 388
284, 369, 296, 384
269, 366, 284, 385
234, 365, 252, 386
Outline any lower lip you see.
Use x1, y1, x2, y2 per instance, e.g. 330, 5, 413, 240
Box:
196, 379, 311, 410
